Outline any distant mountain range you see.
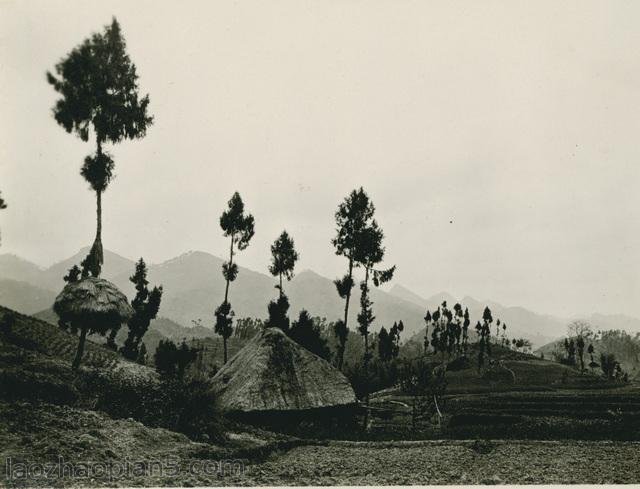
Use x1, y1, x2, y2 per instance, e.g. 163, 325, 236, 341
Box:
1, 248, 639, 347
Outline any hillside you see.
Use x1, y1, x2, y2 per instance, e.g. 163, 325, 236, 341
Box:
34, 307, 216, 356
0, 279, 56, 315
536, 331, 640, 379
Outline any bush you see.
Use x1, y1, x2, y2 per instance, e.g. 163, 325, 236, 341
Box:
76, 370, 225, 443
154, 339, 198, 379
344, 358, 400, 399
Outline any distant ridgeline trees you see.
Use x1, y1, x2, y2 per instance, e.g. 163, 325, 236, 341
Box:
215, 192, 254, 364
424, 302, 468, 360
47, 18, 152, 278
552, 321, 634, 382
422, 303, 515, 373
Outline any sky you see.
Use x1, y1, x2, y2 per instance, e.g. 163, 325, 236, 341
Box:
1, 0, 639, 318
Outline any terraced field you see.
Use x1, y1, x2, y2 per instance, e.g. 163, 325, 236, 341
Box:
0, 306, 148, 375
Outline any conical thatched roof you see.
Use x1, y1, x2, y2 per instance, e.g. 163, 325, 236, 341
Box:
54, 277, 133, 329
212, 327, 356, 412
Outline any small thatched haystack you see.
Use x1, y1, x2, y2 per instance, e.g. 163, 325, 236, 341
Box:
54, 277, 133, 369
54, 277, 133, 329
212, 327, 356, 412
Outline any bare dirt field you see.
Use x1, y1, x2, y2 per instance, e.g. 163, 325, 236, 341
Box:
233, 440, 640, 486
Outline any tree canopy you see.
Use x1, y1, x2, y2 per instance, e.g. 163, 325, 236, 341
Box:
269, 230, 298, 295
46, 18, 152, 146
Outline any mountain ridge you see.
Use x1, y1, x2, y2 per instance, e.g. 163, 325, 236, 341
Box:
2, 249, 638, 346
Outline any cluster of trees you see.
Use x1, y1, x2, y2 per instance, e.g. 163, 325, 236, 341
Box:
423, 302, 470, 359
511, 337, 533, 353
212, 192, 331, 363
208, 188, 398, 427
555, 321, 632, 382
210, 188, 396, 378
154, 338, 199, 379
378, 321, 404, 362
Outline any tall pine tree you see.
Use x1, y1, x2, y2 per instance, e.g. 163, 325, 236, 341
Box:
47, 18, 152, 277
354, 218, 395, 428
332, 188, 376, 370
215, 192, 254, 363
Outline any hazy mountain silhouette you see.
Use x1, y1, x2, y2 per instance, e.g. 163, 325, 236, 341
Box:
41, 247, 136, 291
0, 254, 45, 284
2, 248, 639, 346
0, 279, 57, 315
389, 285, 565, 346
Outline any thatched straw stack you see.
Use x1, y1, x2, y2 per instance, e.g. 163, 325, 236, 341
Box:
212, 327, 356, 412
54, 277, 133, 332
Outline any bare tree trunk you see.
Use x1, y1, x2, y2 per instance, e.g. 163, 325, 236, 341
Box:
222, 234, 234, 364
93, 189, 103, 263
72, 325, 88, 370
338, 258, 354, 370
362, 267, 370, 431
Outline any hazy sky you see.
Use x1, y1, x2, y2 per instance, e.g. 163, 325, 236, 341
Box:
1, 0, 639, 318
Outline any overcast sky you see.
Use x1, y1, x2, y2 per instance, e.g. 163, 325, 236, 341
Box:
1, 0, 639, 318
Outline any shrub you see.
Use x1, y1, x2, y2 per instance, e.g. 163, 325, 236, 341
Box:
76, 370, 224, 443
344, 357, 400, 399
154, 339, 198, 379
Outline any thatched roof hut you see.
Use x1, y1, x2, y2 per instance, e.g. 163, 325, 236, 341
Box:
54, 277, 133, 330
212, 327, 356, 412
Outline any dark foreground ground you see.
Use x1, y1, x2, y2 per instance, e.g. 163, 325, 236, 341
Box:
238, 440, 640, 486
2, 400, 639, 487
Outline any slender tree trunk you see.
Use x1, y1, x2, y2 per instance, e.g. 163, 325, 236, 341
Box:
338, 257, 354, 370
362, 266, 370, 431
222, 234, 234, 364
223, 235, 234, 304
72, 325, 88, 370
279, 273, 283, 298
92, 138, 104, 273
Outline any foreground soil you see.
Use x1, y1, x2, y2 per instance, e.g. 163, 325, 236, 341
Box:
5, 404, 639, 488
237, 440, 640, 485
